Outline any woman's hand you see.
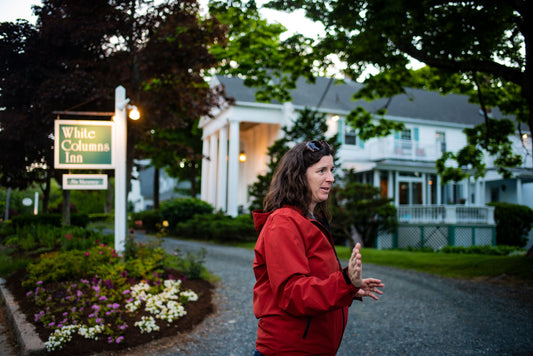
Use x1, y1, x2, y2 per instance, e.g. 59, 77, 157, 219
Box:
348, 243, 384, 300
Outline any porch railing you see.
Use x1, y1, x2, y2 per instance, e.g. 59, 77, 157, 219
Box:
397, 205, 495, 225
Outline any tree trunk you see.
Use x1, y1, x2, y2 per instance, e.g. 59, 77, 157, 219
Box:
189, 166, 197, 197
153, 167, 160, 210
42, 175, 51, 213
62, 189, 71, 226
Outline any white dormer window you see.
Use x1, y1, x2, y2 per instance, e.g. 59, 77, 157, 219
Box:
344, 126, 357, 146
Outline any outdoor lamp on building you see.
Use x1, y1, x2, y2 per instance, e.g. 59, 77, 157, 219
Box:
239, 151, 247, 162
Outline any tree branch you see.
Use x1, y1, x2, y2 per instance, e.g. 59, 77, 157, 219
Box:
395, 41, 524, 86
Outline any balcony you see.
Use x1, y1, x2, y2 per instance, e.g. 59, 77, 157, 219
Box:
368, 138, 441, 161
397, 205, 495, 225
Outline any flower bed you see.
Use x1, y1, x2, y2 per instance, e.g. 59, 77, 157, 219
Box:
4, 239, 214, 355
6, 268, 213, 355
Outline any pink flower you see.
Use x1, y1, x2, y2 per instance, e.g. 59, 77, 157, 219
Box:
65, 234, 73, 240
85, 252, 90, 257
116, 336, 124, 343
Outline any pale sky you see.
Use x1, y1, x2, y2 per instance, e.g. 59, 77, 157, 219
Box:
0, 0, 351, 76
0, 0, 324, 39
0, 0, 40, 23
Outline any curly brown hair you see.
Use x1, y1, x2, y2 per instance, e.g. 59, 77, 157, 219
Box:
263, 141, 335, 218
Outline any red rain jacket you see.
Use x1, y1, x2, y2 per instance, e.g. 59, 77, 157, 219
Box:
253, 206, 359, 355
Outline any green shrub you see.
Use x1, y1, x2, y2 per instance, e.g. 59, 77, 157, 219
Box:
60, 226, 113, 251
4, 224, 111, 253
488, 202, 533, 247
88, 213, 113, 223
12, 214, 62, 228
175, 212, 256, 243
0, 220, 15, 239
11, 213, 90, 229
17, 225, 58, 250
0, 251, 31, 277
21, 245, 122, 288
131, 210, 161, 233
160, 198, 213, 233
163, 247, 208, 280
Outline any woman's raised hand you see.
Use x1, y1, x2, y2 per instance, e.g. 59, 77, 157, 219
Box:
348, 243, 384, 300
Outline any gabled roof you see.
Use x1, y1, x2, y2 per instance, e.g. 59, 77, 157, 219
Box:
216, 75, 499, 126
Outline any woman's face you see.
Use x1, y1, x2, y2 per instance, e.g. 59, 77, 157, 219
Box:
305, 154, 335, 213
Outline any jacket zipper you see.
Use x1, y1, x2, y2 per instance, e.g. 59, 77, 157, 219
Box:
302, 316, 312, 339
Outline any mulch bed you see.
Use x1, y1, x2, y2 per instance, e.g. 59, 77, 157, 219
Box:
5, 268, 214, 355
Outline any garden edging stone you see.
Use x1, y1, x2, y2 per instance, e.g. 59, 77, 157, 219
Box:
0, 278, 46, 356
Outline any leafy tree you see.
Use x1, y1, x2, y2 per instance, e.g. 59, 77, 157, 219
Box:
248, 107, 338, 210
0, 1, 126, 215
120, 0, 230, 206
329, 171, 397, 248
264, 0, 530, 176
0, 0, 230, 214
208, 0, 319, 103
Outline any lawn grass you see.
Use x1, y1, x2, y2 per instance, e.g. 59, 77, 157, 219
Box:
336, 246, 533, 282
237, 242, 533, 283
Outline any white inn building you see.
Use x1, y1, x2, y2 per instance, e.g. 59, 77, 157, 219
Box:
198, 75, 533, 249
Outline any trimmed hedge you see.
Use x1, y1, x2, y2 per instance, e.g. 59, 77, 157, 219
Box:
488, 202, 533, 247
11, 213, 89, 229
175, 212, 256, 243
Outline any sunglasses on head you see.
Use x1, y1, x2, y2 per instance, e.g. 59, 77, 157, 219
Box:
305, 140, 331, 152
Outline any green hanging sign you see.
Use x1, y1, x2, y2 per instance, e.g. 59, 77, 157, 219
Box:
54, 120, 115, 169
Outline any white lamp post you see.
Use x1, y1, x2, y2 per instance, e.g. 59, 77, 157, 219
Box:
114, 86, 128, 253
114, 86, 140, 253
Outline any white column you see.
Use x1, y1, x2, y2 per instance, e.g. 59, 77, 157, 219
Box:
200, 137, 210, 202
208, 134, 218, 207
373, 169, 380, 189
480, 179, 486, 205
436, 175, 442, 205
517, 178, 522, 205
394, 171, 400, 206
387, 171, 393, 199
217, 125, 228, 212
421, 173, 427, 205
227, 120, 240, 217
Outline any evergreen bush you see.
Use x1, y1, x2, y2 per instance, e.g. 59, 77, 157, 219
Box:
488, 202, 533, 247
160, 198, 213, 233
175, 212, 256, 242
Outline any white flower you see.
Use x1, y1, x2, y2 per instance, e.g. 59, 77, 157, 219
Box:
44, 324, 79, 351
135, 316, 160, 333
180, 290, 199, 302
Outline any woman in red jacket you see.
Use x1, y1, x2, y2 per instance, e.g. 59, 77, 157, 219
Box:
252, 141, 384, 356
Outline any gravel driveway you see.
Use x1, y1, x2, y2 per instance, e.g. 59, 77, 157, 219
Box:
137, 235, 533, 356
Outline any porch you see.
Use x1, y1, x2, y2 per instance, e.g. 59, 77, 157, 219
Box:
397, 205, 495, 225
377, 205, 496, 250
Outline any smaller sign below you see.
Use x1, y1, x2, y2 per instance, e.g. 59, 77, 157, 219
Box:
63, 174, 108, 190
22, 198, 33, 206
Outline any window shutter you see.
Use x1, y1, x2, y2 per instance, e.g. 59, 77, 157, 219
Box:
337, 119, 344, 144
